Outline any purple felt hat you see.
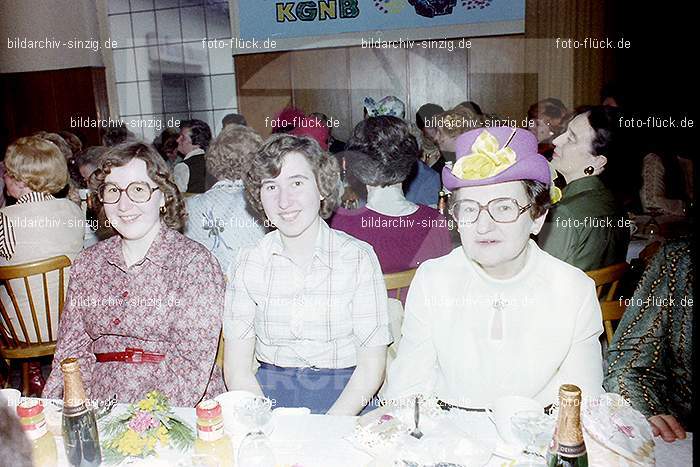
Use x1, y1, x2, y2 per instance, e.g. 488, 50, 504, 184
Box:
442, 127, 551, 191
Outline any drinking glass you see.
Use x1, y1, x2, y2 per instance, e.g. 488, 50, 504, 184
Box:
234, 396, 273, 435
510, 410, 555, 464
236, 431, 276, 467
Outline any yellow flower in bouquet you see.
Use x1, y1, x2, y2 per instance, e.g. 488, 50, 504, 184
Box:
101, 391, 195, 465
451, 130, 516, 181
138, 398, 156, 411
157, 425, 170, 446
114, 429, 147, 457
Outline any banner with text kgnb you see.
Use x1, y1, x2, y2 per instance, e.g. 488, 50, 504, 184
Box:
229, 0, 524, 54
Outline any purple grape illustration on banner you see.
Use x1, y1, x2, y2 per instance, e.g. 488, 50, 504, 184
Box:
373, 0, 407, 14
408, 0, 457, 17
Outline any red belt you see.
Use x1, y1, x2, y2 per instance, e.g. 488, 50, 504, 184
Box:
94, 348, 165, 364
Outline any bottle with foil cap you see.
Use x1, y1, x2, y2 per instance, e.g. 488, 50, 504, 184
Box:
547, 384, 588, 467
194, 399, 234, 467
17, 399, 58, 467
60, 357, 102, 467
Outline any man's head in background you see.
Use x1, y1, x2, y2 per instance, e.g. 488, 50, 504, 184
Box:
177, 119, 212, 155
222, 113, 248, 128
416, 103, 445, 143
527, 98, 568, 143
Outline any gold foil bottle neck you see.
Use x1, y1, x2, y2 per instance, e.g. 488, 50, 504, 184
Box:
555, 384, 585, 448
61, 357, 88, 409
559, 384, 582, 400
60, 357, 80, 373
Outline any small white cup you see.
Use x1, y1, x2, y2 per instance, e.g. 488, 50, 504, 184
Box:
486, 395, 542, 445
0, 388, 22, 411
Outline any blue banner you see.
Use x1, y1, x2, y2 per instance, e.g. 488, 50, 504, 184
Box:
230, 0, 524, 53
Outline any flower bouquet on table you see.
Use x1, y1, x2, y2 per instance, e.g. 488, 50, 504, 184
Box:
100, 390, 195, 464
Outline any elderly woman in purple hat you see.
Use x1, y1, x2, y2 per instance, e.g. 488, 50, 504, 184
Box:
381, 127, 604, 407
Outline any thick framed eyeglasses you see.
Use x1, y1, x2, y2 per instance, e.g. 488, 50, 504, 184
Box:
98, 182, 160, 204
449, 198, 532, 224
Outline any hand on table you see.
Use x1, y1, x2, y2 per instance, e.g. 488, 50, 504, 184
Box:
649, 414, 686, 442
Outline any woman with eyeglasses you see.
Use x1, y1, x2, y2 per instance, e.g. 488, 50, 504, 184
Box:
381, 127, 604, 408
43, 143, 226, 407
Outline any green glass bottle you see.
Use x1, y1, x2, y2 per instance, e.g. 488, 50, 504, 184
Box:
61, 358, 102, 467
547, 384, 588, 467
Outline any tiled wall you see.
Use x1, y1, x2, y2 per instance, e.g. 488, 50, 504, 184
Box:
106, 0, 237, 141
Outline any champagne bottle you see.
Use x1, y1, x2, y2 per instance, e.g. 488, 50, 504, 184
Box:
61, 358, 102, 467
548, 384, 588, 467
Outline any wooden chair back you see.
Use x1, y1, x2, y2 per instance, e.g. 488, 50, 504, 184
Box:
215, 332, 224, 369
0, 255, 71, 360
600, 300, 626, 344
383, 269, 418, 371
586, 262, 629, 344
384, 268, 417, 300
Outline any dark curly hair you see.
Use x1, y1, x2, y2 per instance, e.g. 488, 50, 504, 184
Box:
573, 105, 623, 190
180, 119, 212, 151
101, 122, 135, 147
90, 142, 186, 231
345, 116, 419, 187
245, 134, 340, 219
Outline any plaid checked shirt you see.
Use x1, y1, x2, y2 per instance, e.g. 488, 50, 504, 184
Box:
224, 220, 392, 369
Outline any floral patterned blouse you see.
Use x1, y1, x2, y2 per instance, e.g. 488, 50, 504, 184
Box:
43, 224, 226, 407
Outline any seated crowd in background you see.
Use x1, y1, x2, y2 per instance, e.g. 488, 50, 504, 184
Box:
0, 92, 692, 445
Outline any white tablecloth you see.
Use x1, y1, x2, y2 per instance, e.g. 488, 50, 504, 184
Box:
45, 401, 692, 467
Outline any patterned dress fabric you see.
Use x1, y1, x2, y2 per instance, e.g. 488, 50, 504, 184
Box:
43, 225, 226, 407
604, 239, 693, 430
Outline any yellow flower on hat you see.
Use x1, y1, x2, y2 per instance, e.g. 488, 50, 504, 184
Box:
551, 186, 562, 204
548, 162, 562, 204
451, 130, 516, 180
